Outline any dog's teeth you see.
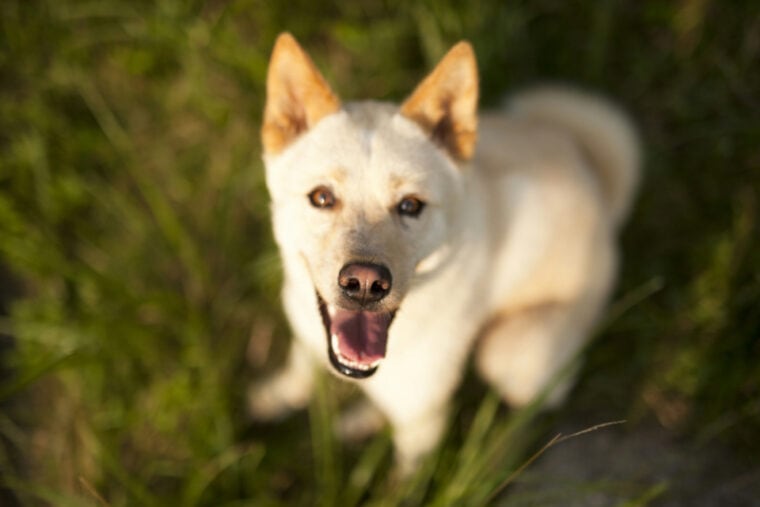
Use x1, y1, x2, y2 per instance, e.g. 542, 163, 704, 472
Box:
331, 332, 381, 371
341, 357, 370, 370
327, 304, 336, 317
338, 354, 381, 371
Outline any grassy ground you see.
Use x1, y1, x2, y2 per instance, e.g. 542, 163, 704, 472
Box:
0, 0, 758, 505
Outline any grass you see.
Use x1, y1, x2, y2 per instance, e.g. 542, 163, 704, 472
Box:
1, 0, 759, 505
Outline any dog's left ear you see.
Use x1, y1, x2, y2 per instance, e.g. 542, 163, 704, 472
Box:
262, 33, 341, 155
401, 42, 479, 161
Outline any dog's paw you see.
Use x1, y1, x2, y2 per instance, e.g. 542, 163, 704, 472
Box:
335, 400, 386, 443
247, 376, 307, 421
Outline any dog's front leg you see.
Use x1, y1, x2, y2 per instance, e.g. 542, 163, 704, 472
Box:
389, 403, 449, 476
335, 399, 386, 443
248, 340, 315, 421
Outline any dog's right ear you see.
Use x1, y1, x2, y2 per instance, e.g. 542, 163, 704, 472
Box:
401, 42, 478, 161
262, 33, 341, 155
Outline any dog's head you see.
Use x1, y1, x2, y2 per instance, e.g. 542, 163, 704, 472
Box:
261, 33, 478, 379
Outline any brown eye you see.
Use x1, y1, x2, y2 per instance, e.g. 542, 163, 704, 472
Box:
308, 186, 336, 209
397, 196, 425, 217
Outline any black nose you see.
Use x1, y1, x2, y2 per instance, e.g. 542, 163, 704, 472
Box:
338, 262, 392, 304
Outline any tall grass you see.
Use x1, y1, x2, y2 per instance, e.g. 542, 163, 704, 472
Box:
1, 0, 758, 505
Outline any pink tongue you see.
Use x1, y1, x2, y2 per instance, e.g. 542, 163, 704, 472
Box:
330, 309, 391, 365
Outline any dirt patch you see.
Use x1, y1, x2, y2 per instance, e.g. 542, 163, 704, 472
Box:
505, 422, 760, 506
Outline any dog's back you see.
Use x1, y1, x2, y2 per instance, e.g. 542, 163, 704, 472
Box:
472, 88, 640, 409
507, 88, 640, 227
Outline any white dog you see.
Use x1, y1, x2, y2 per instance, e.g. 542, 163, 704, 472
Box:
250, 32, 640, 472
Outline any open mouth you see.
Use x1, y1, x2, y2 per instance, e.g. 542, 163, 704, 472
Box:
317, 294, 396, 379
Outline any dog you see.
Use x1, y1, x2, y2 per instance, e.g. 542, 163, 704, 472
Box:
249, 32, 640, 473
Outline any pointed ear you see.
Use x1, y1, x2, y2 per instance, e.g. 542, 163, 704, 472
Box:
400, 42, 479, 161
262, 33, 341, 155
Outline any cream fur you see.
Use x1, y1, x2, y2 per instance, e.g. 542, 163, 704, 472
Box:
250, 35, 640, 473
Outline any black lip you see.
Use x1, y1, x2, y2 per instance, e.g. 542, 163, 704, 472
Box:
317, 293, 392, 379
327, 343, 379, 379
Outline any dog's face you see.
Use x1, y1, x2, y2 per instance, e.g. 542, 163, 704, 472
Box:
262, 33, 478, 379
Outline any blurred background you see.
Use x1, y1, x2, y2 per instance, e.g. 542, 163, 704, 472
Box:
0, 0, 758, 505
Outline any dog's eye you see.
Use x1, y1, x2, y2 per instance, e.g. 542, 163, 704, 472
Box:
308, 186, 336, 209
397, 196, 425, 218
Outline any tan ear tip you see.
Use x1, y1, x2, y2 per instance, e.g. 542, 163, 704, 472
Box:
273, 32, 299, 52
450, 41, 475, 57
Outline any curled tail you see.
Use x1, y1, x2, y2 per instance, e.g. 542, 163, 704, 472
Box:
509, 87, 641, 228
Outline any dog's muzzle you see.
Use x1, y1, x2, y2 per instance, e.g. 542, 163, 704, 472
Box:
318, 262, 396, 379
